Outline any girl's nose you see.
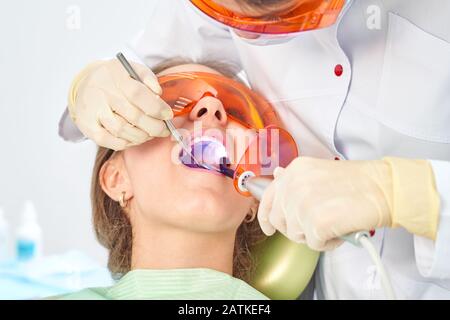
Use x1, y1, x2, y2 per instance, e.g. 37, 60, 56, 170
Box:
188, 96, 228, 127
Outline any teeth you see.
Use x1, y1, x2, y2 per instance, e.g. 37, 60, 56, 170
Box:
191, 135, 222, 146
188, 135, 229, 166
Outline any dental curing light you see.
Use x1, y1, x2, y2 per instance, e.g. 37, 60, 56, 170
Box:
237, 174, 396, 300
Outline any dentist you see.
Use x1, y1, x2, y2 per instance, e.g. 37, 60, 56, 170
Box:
60, 0, 450, 299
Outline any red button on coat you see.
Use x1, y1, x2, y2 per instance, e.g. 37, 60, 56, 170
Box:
334, 64, 343, 77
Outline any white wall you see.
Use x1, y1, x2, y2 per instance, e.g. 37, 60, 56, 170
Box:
0, 0, 157, 264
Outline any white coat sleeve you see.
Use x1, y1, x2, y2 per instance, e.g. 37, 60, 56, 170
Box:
59, 0, 241, 142
414, 160, 450, 279
58, 108, 85, 142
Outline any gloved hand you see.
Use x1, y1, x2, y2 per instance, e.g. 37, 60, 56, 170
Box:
68, 59, 173, 150
258, 157, 440, 251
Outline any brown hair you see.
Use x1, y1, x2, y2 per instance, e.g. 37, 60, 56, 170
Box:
91, 60, 267, 282
239, 0, 288, 6
236, 0, 295, 11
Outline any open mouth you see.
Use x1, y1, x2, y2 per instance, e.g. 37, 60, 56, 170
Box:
179, 135, 234, 177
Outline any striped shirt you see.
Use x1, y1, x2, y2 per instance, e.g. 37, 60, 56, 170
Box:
54, 268, 269, 300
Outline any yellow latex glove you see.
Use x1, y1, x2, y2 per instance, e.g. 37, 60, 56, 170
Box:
258, 157, 440, 251
68, 59, 173, 150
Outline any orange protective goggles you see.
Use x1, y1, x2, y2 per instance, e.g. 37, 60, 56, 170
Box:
158, 72, 281, 130
158, 72, 299, 196
190, 0, 345, 35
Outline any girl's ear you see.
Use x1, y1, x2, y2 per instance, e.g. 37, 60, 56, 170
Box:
99, 153, 133, 203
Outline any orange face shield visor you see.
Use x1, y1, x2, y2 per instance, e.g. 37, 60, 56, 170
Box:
158, 71, 279, 130
190, 0, 345, 35
158, 72, 299, 196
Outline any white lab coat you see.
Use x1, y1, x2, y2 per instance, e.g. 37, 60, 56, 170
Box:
59, 0, 450, 299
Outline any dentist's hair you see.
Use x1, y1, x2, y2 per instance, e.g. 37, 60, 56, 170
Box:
240, 0, 288, 6
90, 60, 267, 282
237, 0, 299, 10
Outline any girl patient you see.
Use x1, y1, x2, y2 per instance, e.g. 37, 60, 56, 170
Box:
56, 62, 272, 299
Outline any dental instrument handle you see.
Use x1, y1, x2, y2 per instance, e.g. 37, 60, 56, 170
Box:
116, 52, 142, 82
244, 176, 367, 245
244, 176, 272, 201
116, 53, 179, 140
115, 53, 203, 167
116, 53, 176, 135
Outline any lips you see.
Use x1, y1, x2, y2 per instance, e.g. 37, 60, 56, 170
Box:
187, 128, 226, 147
178, 128, 232, 174
180, 137, 228, 169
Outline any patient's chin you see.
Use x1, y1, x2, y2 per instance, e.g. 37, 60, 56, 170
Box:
174, 190, 247, 232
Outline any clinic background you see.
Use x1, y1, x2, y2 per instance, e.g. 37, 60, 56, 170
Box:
0, 0, 159, 266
